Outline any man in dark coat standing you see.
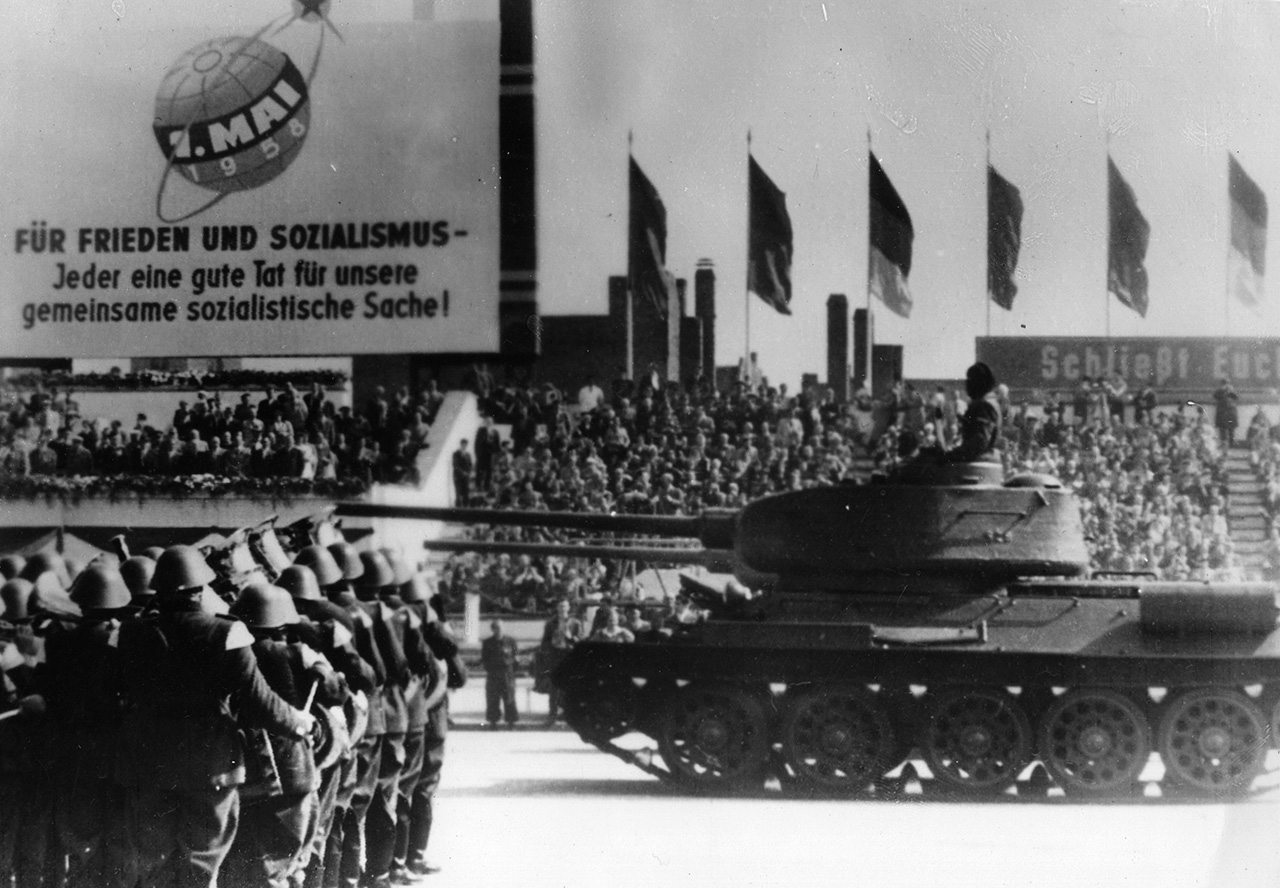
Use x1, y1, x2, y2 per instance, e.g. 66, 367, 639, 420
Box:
473, 417, 501, 494
452, 439, 474, 506
480, 619, 519, 728
1214, 378, 1240, 447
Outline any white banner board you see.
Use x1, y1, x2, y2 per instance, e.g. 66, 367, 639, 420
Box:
0, 3, 499, 357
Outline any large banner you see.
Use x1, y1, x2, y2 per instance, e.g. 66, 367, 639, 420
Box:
977, 337, 1280, 391
0, 3, 499, 358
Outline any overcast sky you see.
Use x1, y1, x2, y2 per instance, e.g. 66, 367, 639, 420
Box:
534, 0, 1280, 388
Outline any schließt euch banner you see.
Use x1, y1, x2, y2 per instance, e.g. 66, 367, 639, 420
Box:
0, 0, 499, 358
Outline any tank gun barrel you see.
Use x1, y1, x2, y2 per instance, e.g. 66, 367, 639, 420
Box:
422, 538, 730, 568
335, 502, 734, 547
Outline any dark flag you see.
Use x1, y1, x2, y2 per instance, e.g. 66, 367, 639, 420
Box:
1228, 153, 1267, 307
747, 155, 794, 315
629, 157, 670, 316
987, 164, 1024, 311
868, 152, 914, 318
1107, 156, 1151, 317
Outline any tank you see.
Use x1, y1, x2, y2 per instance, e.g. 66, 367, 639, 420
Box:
337, 466, 1280, 799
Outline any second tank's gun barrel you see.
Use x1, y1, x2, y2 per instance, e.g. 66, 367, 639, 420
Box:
334, 502, 737, 548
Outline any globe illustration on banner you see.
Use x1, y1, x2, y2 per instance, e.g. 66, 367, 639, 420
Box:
154, 37, 310, 194
153, 6, 340, 222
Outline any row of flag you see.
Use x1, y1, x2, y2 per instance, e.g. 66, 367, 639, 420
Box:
628, 148, 1270, 321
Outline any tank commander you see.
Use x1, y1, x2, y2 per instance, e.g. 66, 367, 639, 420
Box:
942, 362, 1002, 464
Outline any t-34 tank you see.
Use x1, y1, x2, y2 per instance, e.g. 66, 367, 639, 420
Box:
337, 463, 1280, 799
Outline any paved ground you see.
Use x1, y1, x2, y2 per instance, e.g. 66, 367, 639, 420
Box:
420, 713, 1280, 888
448, 675, 554, 728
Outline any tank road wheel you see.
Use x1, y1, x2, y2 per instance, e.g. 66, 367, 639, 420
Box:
560, 677, 638, 741
1039, 689, 1151, 796
780, 687, 895, 794
1157, 688, 1268, 795
923, 687, 1032, 793
658, 684, 770, 790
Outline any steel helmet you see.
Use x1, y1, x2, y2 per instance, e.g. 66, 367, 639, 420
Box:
88, 553, 121, 571
0, 554, 26, 580
1, 578, 33, 620
63, 557, 87, 583
355, 550, 395, 589
150, 545, 217, 594
380, 548, 415, 587
293, 545, 344, 587
31, 572, 81, 619
231, 580, 300, 629
120, 556, 157, 598
327, 542, 365, 582
401, 572, 435, 608
20, 552, 71, 589
277, 564, 322, 601
70, 565, 132, 611
143, 546, 166, 561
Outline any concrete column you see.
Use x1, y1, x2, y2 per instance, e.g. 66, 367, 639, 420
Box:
827, 294, 849, 401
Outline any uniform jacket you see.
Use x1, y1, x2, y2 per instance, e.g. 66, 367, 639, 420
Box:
241, 637, 344, 798
116, 597, 302, 792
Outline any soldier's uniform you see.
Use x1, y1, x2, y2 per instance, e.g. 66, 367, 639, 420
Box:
0, 608, 49, 888
5, 569, 79, 888
116, 546, 309, 888
396, 575, 467, 882
42, 565, 134, 888
222, 581, 347, 888
359, 552, 436, 888
323, 543, 405, 888
284, 554, 379, 888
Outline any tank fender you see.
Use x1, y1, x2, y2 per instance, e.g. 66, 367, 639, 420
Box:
1139, 582, 1279, 635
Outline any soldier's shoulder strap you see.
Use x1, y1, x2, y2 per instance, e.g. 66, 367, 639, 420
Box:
212, 614, 254, 651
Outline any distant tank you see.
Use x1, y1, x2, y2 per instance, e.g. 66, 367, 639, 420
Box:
338, 463, 1280, 799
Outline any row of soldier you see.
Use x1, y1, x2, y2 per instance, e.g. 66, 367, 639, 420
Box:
0, 537, 466, 888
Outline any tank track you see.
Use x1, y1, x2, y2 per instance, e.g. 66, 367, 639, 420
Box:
562, 679, 1280, 800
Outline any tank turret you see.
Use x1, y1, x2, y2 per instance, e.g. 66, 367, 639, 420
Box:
336, 471, 1088, 593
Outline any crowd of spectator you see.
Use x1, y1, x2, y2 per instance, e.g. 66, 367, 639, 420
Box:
0, 378, 446, 489
1001, 402, 1236, 580
1247, 408, 1280, 573
444, 371, 1257, 614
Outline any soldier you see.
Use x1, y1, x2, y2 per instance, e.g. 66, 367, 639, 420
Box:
394, 570, 466, 882
120, 555, 157, 610
43, 564, 133, 888
223, 581, 347, 888
324, 541, 406, 888
283, 554, 377, 888
115, 545, 313, 888
7, 567, 79, 888
1, 575, 54, 888
355, 549, 434, 888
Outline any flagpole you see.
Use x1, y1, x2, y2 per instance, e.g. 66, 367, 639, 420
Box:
627, 130, 635, 380
866, 127, 873, 317
986, 129, 992, 338
745, 129, 752, 386
1225, 151, 1232, 338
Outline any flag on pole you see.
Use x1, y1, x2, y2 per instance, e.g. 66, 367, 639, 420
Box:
987, 164, 1024, 311
1228, 153, 1267, 307
868, 152, 914, 318
629, 156, 669, 316
747, 155, 794, 315
1107, 156, 1151, 317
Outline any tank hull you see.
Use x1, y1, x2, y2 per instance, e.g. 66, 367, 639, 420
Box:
553, 585, 1280, 798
